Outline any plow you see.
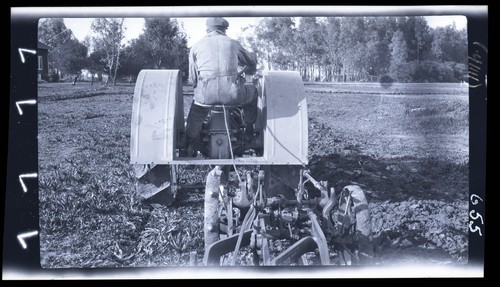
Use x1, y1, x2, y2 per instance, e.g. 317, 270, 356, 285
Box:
130, 69, 373, 266
202, 167, 373, 266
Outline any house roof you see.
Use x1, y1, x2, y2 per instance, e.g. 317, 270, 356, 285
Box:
38, 41, 51, 50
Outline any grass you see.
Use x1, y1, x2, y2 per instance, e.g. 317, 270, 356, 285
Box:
306, 83, 468, 163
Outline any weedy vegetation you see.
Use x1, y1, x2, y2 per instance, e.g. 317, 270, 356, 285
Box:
38, 81, 470, 268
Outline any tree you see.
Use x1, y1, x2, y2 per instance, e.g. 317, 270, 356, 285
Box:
389, 30, 410, 81
337, 17, 368, 81
114, 18, 189, 83
323, 17, 342, 81
130, 18, 190, 80
251, 17, 297, 71
365, 17, 399, 76
440, 24, 468, 64
390, 30, 408, 65
85, 49, 107, 85
118, 37, 153, 83
237, 26, 265, 71
38, 18, 88, 80
296, 17, 327, 81
90, 18, 125, 85
413, 16, 430, 62
245, 15, 466, 83
59, 39, 88, 79
427, 24, 467, 82
431, 28, 444, 61
38, 18, 72, 47
143, 18, 179, 68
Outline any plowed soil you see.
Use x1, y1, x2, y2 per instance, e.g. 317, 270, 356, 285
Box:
37, 81, 470, 271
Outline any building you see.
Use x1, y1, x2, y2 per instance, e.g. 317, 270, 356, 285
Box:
37, 41, 50, 82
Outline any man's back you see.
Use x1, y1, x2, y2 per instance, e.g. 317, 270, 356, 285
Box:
189, 29, 257, 105
190, 32, 240, 78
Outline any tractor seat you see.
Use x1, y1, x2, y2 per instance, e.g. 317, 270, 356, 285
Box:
193, 101, 242, 109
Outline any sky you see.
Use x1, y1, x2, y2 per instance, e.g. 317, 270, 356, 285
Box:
62, 16, 467, 48
63, 17, 260, 47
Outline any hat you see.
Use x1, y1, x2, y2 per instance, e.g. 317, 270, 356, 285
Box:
206, 17, 229, 29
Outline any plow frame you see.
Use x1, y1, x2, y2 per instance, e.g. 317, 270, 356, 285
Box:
202, 166, 343, 266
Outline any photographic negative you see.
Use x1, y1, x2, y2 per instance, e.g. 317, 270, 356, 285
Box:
5, 5, 487, 279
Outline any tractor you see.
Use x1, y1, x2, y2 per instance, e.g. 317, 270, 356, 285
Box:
129, 69, 373, 266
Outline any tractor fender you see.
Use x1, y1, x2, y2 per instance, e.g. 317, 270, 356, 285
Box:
130, 69, 185, 164
261, 71, 308, 165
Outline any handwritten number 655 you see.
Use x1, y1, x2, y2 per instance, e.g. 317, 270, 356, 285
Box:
469, 194, 484, 237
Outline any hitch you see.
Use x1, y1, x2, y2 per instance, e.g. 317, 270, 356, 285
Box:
233, 172, 253, 209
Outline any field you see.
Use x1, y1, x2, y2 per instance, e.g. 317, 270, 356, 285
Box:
38, 81, 470, 269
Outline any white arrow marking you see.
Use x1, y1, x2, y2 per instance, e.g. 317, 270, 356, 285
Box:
17, 230, 38, 249
15, 100, 36, 115
19, 173, 37, 192
18, 48, 37, 63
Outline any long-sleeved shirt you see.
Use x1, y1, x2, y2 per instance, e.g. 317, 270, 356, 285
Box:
189, 29, 257, 105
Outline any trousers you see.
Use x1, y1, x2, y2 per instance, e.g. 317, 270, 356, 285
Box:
184, 83, 258, 156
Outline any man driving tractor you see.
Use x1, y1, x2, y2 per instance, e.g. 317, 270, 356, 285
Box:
130, 17, 374, 265
184, 17, 259, 157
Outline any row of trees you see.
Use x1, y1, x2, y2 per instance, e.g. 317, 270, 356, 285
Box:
39, 16, 467, 84
242, 16, 468, 82
38, 18, 189, 84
